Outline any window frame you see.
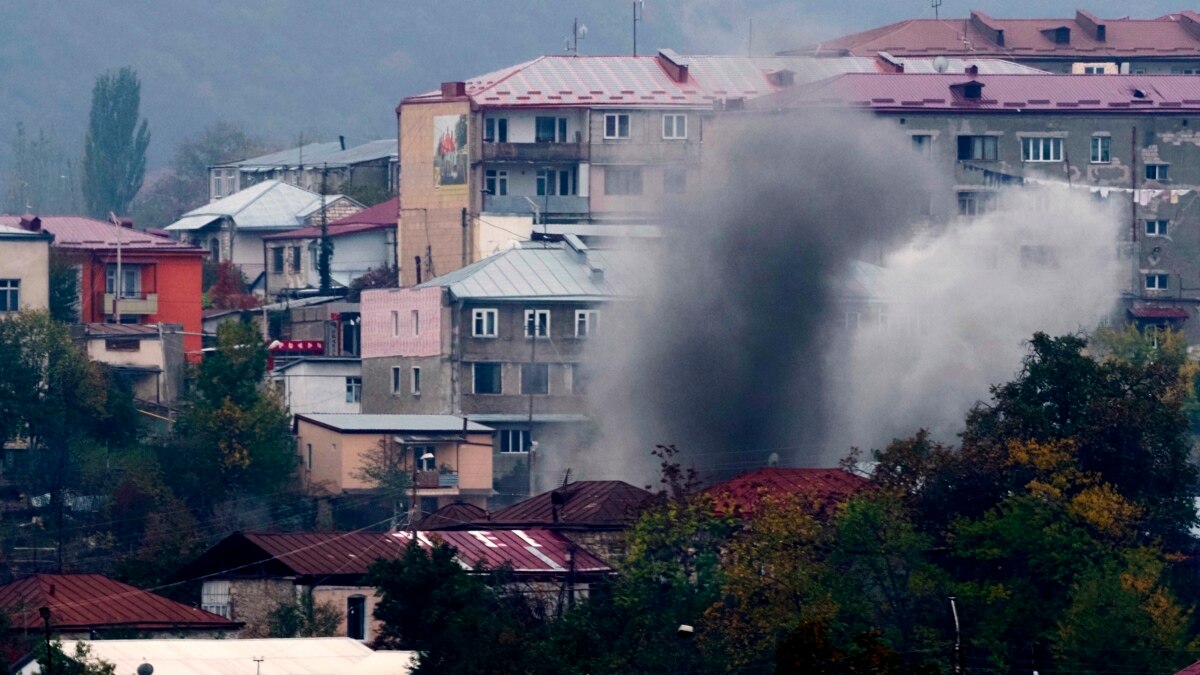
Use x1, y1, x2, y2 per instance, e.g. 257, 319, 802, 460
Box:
1021, 136, 1064, 163
290, 246, 302, 272
499, 429, 529, 454
956, 135, 998, 161
575, 309, 597, 338
473, 362, 503, 395
1146, 164, 1169, 181
604, 113, 631, 139
472, 308, 498, 337
520, 362, 550, 396
391, 366, 402, 395
272, 247, 285, 273
524, 309, 550, 338
662, 113, 687, 140
1146, 219, 1169, 236
411, 367, 421, 396
1090, 135, 1111, 163
0, 279, 19, 313
345, 376, 362, 403
105, 265, 141, 298
484, 169, 508, 196
1146, 273, 1170, 290
604, 166, 643, 195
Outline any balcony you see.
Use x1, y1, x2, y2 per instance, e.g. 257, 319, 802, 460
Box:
483, 194, 589, 216
415, 470, 459, 489
482, 142, 588, 163
102, 293, 158, 315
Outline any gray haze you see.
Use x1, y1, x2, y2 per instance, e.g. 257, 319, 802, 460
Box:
576, 111, 934, 483
0, 0, 1185, 176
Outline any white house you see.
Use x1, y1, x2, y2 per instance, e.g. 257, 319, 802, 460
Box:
272, 356, 363, 415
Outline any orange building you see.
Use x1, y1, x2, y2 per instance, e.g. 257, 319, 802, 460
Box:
2, 216, 207, 360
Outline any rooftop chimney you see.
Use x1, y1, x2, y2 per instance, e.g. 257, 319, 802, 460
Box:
966, 64, 979, 77
338, 135, 346, 151
18, 214, 41, 233
1075, 10, 1106, 41
440, 81, 467, 98
655, 49, 690, 83
119, 217, 134, 229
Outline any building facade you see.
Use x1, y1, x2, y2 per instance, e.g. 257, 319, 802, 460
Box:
208, 138, 398, 202
272, 357, 363, 416
0, 219, 52, 315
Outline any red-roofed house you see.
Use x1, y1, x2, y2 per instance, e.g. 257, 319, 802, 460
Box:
0, 573, 240, 640
789, 10, 1200, 75
0, 215, 206, 358
261, 196, 398, 298
706, 467, 871, 518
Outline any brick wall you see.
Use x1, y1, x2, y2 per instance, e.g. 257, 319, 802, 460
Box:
361, 287, 444, 358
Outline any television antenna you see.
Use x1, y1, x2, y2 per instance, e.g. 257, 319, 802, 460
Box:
565, 17, 588, 54
931, 0, 942, 20
632, 0, 645, 56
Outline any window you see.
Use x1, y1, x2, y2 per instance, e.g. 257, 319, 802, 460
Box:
1146, 219, 1169, 236
1083, 65, 1105, 75
535, 116, 568, 143
604, 113, 631, 139
524, 309, 550, 338
537, 169, 555, 196
201, 580, 232, 619
1021, 137, 1063, 162
484, 169, 508, 196
105, 338, 140, 352
474, 362, 502, 394
1146, 273, 1169, 290
497, 118, 508, 142
413, 446, 436, 471
521, 363, 549, 395
391, 366, 402, 394
484, 117, 509, 142
105, 265, 140, 298
473, 308, 498, 337
391, 310, 399, 336
575, 310, 597, 338
664, 167, 687, 194
306, 443, 313, 471
291, 246, 302, 272
0, 280, 18, 312
411, 309, 420, 336
1091, 136, 1111, 163
956, 135, 998, 161
662, 114, 687, 139
568, 364, 590, 395
272, 247, 285, 273
411, 367, 421, 395
958, 191, 997, 216
604, 167, 643, 195
1146, 164, 1169, 181
209, 238, 220, 262
911, 134, 933, 157
345, 377, 362, 403
347, 596, 366, 641
499, 429, 529, 454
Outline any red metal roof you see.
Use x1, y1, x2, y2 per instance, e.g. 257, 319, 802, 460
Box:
261, 196, 399, 241
0, 215, 203, 254
1129, 305, 1189, 319
1177, 659, 1200, 675
241, 531, 406, 577
488, 480, 654, 529
706, 468, 871, 518
791, 10, 1200, 59
750, 73, 1200, 113
0, 574, 240, 632
416, 502, 489, 530
392, 529, 612, 573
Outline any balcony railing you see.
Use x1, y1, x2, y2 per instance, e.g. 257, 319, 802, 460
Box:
482, 142, 588, 163
483, 195, 589, 216
415, 470, 459, 489
102, 293, 158, 315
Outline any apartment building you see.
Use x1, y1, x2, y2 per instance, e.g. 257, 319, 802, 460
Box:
208, 138, 397, 202
791, 9, 1200, 75
742, 72, 1200, 338
0, 218, 52, 315
360, 236, 632, 496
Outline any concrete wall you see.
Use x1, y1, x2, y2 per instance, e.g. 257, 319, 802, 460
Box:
361, 354, 452, 415
227, 578, 294, 638
0, 236, 49, 313
265, 229, 392, 295
361, 287, 445, 358
275, 360, 362, 415
310, 585, 383, 642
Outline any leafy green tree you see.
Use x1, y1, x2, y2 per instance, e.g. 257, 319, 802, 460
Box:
48, 248, 80, 323
4, 122, 81, 214
347, 265, 398, 302
267, 589, 342, 638
351, 438, 412, 529
82, 66, 150, 217
36, 640, 116, 675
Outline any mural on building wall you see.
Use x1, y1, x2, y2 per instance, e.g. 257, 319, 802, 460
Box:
434, 114, 468, 194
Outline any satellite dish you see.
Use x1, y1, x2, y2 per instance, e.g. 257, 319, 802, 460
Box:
767, 452, 779, 467
933, 56, 950, 73
579, 24, 588, 38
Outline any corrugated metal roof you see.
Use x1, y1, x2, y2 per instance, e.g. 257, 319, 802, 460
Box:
1128, 304, 1189, 319
323, 139, 398, 165
242, 531, 406, 576
36, 638, 394, 675
416, 242, 638, 301
262, 196, 398, 241
0, 574, 240, 632
489, 481, 654, 529
885, 55, 1048, 74
466, 413, 591, 424
296, 413, 492, 433
226, 141, 345, 169
416, 502, 489, 530
392, 529, 612, 573
706, 468, 871, 518
0, 216, 202, 253
751, 73, 1200, 113
787, 10, 1200, 58
81, 323, 162, 338
166, 180, 358, 231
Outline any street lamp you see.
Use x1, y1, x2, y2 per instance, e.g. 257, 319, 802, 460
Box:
410, 450, 435, 535
38, 606, 51, 675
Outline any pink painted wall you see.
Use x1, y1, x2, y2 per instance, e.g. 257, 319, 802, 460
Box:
361, 286, 444, 358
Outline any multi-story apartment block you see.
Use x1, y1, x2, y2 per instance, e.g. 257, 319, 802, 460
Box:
0, 217, 52, 315
208, 138, 398, 202
790, 10, 1200, 75
360, 237, 631, 497
743, 72, 1200, 338
393, 51, 1038, 287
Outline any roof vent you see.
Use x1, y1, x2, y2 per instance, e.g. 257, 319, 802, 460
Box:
440, 81, 467, 98
951, 80, 986, 100
965, 64, 979, 77
1040, 26, 1071, 44
1133, 88, 1149, 99
18, 214, 41, 232
766, 69, 796, 86
655, 49, 690, 83
1075, 10, 1106, 41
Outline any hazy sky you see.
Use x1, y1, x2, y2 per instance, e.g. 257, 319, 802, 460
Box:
0, 0, 1187, 170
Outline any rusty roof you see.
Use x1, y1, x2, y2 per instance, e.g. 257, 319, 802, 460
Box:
0, 215, 203, 254
706, 468, 871, 518
750, 73, 1200, 113
0, 574, 240, 632
261, 196, 398, 241
392, 529, 611, 573
488, 480, 655, 529
1128, 305, 1190, 319
790, 10, 1200, 59
416, 502, 489, 531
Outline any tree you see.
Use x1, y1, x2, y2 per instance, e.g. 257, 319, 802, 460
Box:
206, 260, 257, 310
4, 122, 81, 214
267, 589, 342, 638
351, 437, 412, 529
36, 640, 116, 675
82, 66, 150, 218
48, 248, 80, 323
347, 265, 399, 302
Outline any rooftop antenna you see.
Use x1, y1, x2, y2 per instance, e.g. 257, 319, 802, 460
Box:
932, 0, 942, 20
748, 18, 753, 57
632, 0, 645, 56
566, 18, 588, 54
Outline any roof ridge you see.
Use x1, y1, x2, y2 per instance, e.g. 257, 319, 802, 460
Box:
471, 55, 548, 97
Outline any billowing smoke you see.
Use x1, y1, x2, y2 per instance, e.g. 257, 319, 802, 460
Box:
576, 111, 937, 483
829, 188, 1124, 451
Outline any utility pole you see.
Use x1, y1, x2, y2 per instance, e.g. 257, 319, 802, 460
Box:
527, 311, 540, 497
632, 0, 645, 56
949, 596, 962, 674
108, 211, 123, 323
318, 163, 332, 294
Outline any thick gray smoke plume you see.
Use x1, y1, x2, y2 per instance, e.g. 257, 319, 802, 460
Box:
579, 111, 937, 482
